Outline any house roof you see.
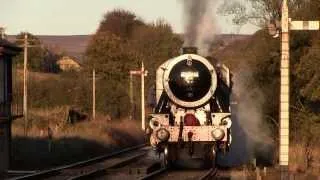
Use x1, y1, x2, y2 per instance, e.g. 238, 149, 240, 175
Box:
57, 55, 83, 66
0, 39, 22, 56
63, 52, 84, 64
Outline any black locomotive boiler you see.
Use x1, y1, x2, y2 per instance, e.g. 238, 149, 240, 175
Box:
147, 47, 233, 167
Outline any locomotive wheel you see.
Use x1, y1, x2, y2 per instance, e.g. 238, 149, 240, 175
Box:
163, 144, 176, 168
204, 144, 217, 169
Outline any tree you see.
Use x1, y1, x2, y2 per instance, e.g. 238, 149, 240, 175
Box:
86, 31, 140, 79
14, 32, 45, 71
217, 1, 320, 168
86, 9, 183, 119
42, 48, 60, 73
218, 0, 320, 114
130, 19, 183, 81
294, 33, 320, 104
97, 9, 145, 39
218, 0, 320, 28
217, 0, 281, 28
217, 0, 249, 29
86, 30, 140, 119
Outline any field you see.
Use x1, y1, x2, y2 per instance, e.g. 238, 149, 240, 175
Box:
11, 66, 144, 170
11, 113, 144, 170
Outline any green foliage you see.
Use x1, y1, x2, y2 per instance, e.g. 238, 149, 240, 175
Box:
294, 33, 320, 103
14, 32, 46, 71
28, 71, 91, 111
217, 0, 248, 26
130, 19, 183, 81
85, 31, 139, 119
85, 9, 182, 119
97, 9, 145, 39
217, 0, 282, 27
216, 27, 320, 148
14, 32, 60, 73
248, 30, 320, 130
86, 31, 140, 79
217, 1, 320, 142
96, 78, 130, 118
218, 0, 320, 28
42, 50, 61, 73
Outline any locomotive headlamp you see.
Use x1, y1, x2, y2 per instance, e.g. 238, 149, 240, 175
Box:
220, 117, 232, 129
211, 128, 225, 140
181, 71, 199, 84
156, 128, 170, 142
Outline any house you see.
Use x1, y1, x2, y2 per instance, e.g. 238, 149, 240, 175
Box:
56, 55, 81, 71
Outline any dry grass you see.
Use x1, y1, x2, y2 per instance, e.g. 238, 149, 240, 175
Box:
290, 143, 320, 175
15, 69, 60, 82
11, 107, 320, 174
11, 107, 144, 170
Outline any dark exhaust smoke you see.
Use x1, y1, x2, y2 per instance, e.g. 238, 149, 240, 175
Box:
181, 0, 216, 56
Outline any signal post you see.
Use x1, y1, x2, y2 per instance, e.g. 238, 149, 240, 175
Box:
270, 0, 320, 178
129, 62, 148, 130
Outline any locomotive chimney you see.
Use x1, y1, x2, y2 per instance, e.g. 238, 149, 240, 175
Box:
181, 46, 198, 54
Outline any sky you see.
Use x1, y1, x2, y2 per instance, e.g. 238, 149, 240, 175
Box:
1, 0, 259, 35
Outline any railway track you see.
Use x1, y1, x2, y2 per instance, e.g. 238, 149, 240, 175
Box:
139, 167, 218, 180
139, 167, 168, 180
9, 145, 243, 180
199, 168, 218, 180
9, 144, 148, 180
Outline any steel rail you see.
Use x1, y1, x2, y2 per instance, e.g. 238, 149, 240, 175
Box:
139, 167, 168, 180
10, 144, 146, 180
199, 168, 218, 180
68, 152, 147, 180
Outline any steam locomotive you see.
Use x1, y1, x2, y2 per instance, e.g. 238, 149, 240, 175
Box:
147, 47, 233, 167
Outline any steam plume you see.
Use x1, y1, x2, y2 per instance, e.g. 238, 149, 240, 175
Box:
233, 69, 275, 165
181, 0, 216, 55
218, 67, 274, 167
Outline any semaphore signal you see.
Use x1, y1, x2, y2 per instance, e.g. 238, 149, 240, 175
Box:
129, 62, 148, 130
268, 0, 320, 178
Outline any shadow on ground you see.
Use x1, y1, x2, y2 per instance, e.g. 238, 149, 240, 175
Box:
11, 127, 144, 170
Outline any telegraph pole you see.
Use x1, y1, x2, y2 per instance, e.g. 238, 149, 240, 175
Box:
92, 69, 96, 120
16, 33, 41, 136
23, 34, 28, 136
269, 0, 320, 178
0, 27, 5, 39
129, 73, 133, 120
141, 62, 145, 131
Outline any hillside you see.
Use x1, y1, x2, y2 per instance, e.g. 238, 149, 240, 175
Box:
7, 35, 91, 60
7, 34, 250, 60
